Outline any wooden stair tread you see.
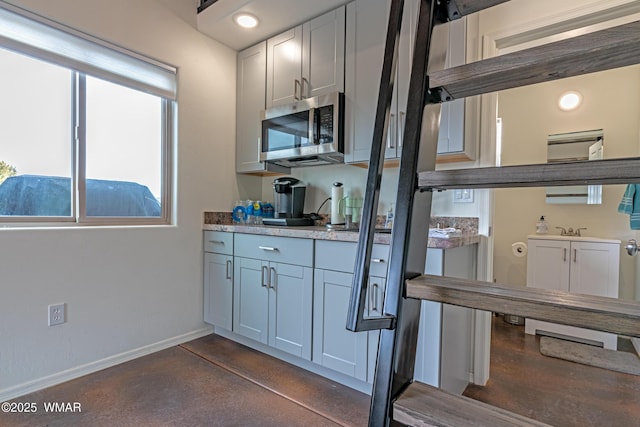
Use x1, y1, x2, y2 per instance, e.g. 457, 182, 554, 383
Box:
394, 381, 550, 427
406, 275, 640, 338
429, 20, 640, 100
418, 157, 640, 190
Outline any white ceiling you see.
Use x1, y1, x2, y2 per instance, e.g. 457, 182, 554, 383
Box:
196, 0, 352, 51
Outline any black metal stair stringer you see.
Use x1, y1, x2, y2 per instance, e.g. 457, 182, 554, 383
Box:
345, 0, 462, 425
369, 0, 446, 425
346, 0, 405, 335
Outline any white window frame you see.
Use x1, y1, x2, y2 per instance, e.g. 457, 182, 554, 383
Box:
0, 1, 176, 226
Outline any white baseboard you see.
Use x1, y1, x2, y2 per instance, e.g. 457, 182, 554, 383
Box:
0, 326, 213, 402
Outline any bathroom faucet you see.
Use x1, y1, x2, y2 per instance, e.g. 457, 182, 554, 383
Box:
555, 227, 587, 237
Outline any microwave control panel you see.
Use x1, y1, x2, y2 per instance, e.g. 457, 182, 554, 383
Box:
315, 105, 334, 144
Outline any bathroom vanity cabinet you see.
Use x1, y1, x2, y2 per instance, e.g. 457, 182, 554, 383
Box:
525, 235, 621, 349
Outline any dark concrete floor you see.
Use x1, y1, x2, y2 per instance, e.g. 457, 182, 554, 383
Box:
1, 335, 369, 427
464, 315, 640, 427
4, 319, 639, 426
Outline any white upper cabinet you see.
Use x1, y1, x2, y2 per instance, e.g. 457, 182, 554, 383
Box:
436, 17, 479, 162
344, 0, 420, 163
303, 7, 346, 100
387, 0, 419, 160
236, 42, 267, 173
345, 0, 418, 163
267, 6, 346, 108
266, 27, 303, 108
345, 0, 477, 164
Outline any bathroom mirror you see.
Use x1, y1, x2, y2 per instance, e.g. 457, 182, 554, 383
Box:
545, 129, 603, 205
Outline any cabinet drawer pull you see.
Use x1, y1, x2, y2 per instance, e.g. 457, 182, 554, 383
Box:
259, 246, 278, 252
398, 111, 406, 148
261, 266, 269, 288
371, 258, 385, 263
226, 260, 232, 280
209, 240, 225, 245
270, 267, 277, 290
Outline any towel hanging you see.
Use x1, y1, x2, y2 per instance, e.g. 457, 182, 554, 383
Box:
618, 184, 640, 230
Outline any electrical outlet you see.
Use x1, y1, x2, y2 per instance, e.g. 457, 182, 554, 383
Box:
453, 189, 474, 203
48, 303, 66, 326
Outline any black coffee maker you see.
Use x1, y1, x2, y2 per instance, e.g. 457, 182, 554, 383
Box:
262, 177, 313, 226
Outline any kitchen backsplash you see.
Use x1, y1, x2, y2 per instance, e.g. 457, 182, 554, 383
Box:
204, 211, 479, 235
204, 211, 233, 225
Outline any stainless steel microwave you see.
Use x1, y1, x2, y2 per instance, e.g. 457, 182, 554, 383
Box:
260, 92, 344, 168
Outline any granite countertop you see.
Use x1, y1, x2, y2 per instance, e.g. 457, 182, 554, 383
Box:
203, 222, 481, 249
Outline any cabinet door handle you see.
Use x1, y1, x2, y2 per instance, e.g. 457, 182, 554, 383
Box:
261, 266, 269, 288
301, 77, 309, 99
269, 267, 277, 290
387, 113, 396, 149
259, 246, 278, 252
226, 260, 232, 280
294, 79, 301, 101
208, 240, 224, 245
573, 249, 577, 263
308, 107, 316, 144
398, 111, 406, 148
371, 258, 385, 263
563, 248, 567, 262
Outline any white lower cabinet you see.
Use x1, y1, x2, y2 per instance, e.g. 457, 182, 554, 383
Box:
203, 231, 234, 330
233, 234, 314, 360
313, 240, 389, 383
525, 235, 620, 349
313, 269, 369, 380
205, 230, 478, 394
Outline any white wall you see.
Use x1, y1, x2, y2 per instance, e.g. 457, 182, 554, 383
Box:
0, 0, 239, 399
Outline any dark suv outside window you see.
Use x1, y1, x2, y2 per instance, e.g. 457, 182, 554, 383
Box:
0, 175, 161, 217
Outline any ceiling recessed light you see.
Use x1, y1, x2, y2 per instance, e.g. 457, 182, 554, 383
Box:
234, 13, 258, 29
558, 91, 582, 111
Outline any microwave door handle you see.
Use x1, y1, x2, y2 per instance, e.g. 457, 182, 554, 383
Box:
309, 108, 317, 144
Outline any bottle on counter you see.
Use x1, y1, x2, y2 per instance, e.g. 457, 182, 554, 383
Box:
536, 215, 548, 234
385, 204, 394, 229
